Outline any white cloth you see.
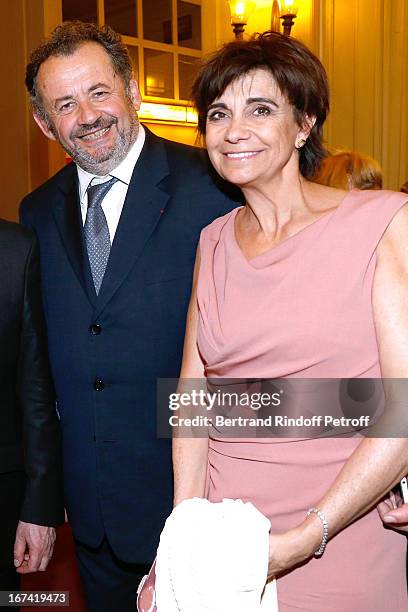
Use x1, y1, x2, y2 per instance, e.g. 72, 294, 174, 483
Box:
76, 125, 146, 241
155, 498, 278, 611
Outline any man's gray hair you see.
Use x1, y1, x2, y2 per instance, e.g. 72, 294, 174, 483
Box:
25, 21, 133, 124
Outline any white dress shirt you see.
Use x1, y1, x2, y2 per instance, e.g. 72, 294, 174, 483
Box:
77, 125, 146, 242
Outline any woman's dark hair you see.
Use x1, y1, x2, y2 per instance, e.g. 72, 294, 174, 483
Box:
192, 31, 330, 179
26, 21, 132, 124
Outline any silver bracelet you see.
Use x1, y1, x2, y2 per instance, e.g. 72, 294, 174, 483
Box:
306, 507, 329, 557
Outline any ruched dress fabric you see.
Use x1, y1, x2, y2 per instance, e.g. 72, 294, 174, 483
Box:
196, 189, 408, 611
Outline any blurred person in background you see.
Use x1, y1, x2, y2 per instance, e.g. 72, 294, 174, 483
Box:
314, 149, 383, 190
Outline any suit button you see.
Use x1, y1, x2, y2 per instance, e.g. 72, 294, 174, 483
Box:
90, 324, 102, 335
94, 379, 105, 391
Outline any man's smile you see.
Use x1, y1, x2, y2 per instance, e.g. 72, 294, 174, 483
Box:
78, 126, 111, 141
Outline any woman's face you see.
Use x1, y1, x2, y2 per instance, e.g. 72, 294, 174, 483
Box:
205, 68, 307, 188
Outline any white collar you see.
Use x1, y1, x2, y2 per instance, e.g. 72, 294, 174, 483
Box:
76, 125, 146, 201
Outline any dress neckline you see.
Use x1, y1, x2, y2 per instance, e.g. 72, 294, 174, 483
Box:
231, 189, 355, 268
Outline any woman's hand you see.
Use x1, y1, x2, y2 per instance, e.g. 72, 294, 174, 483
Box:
268, 519, 321, 578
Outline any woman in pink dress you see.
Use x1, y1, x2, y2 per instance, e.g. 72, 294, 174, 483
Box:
173, 33, 408, 610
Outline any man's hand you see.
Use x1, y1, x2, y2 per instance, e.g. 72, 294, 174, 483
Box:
377, 491, 408, 533
13, 522, 56, 573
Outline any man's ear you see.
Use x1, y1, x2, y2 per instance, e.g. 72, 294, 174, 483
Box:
128, 78, 141, 111
33, 112, 56, 141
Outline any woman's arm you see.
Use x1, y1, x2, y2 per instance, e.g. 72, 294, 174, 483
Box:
173, 247, 209, 505
268, 203, 408, 576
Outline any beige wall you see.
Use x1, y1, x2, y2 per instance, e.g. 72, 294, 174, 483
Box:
318, 0, 408, 190
0, 1, 30, 221
0, 0, 66, 221
146, 122, 198, 145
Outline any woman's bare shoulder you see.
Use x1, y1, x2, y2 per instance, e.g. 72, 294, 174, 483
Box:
378, 199, 408, 255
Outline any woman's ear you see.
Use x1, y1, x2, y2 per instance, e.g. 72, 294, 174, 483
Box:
295, 115, 316, 149
302, 114, 316, 137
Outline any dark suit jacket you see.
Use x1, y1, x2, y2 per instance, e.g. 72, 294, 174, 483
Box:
0, 220, 63, 529
20, 128, 241, 563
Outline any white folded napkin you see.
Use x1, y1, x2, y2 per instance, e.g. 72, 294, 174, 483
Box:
155, 498, 278, 611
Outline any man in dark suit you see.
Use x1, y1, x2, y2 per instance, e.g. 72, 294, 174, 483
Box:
21, 21, 241, 611
0, 221, 63, 600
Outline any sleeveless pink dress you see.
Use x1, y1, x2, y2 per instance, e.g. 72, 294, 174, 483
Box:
197, 189, 408, 611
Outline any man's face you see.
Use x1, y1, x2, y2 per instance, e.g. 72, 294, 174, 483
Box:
34, 42, 141, 175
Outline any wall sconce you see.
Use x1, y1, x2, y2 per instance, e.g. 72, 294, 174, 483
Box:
280, 0, 299, 36
270, 0, 281, 32
228, 1, 256, 40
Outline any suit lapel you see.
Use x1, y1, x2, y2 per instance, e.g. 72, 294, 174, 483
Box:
94, 129, 171, 316
52, 165, 96, 306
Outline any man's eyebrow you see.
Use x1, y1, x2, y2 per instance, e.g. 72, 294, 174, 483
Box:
54, 95, 74, 107
88, 82, 111, 93
53, 83, 111, 106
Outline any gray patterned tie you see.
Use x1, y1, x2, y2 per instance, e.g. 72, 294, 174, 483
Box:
84, 176, 118, 294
